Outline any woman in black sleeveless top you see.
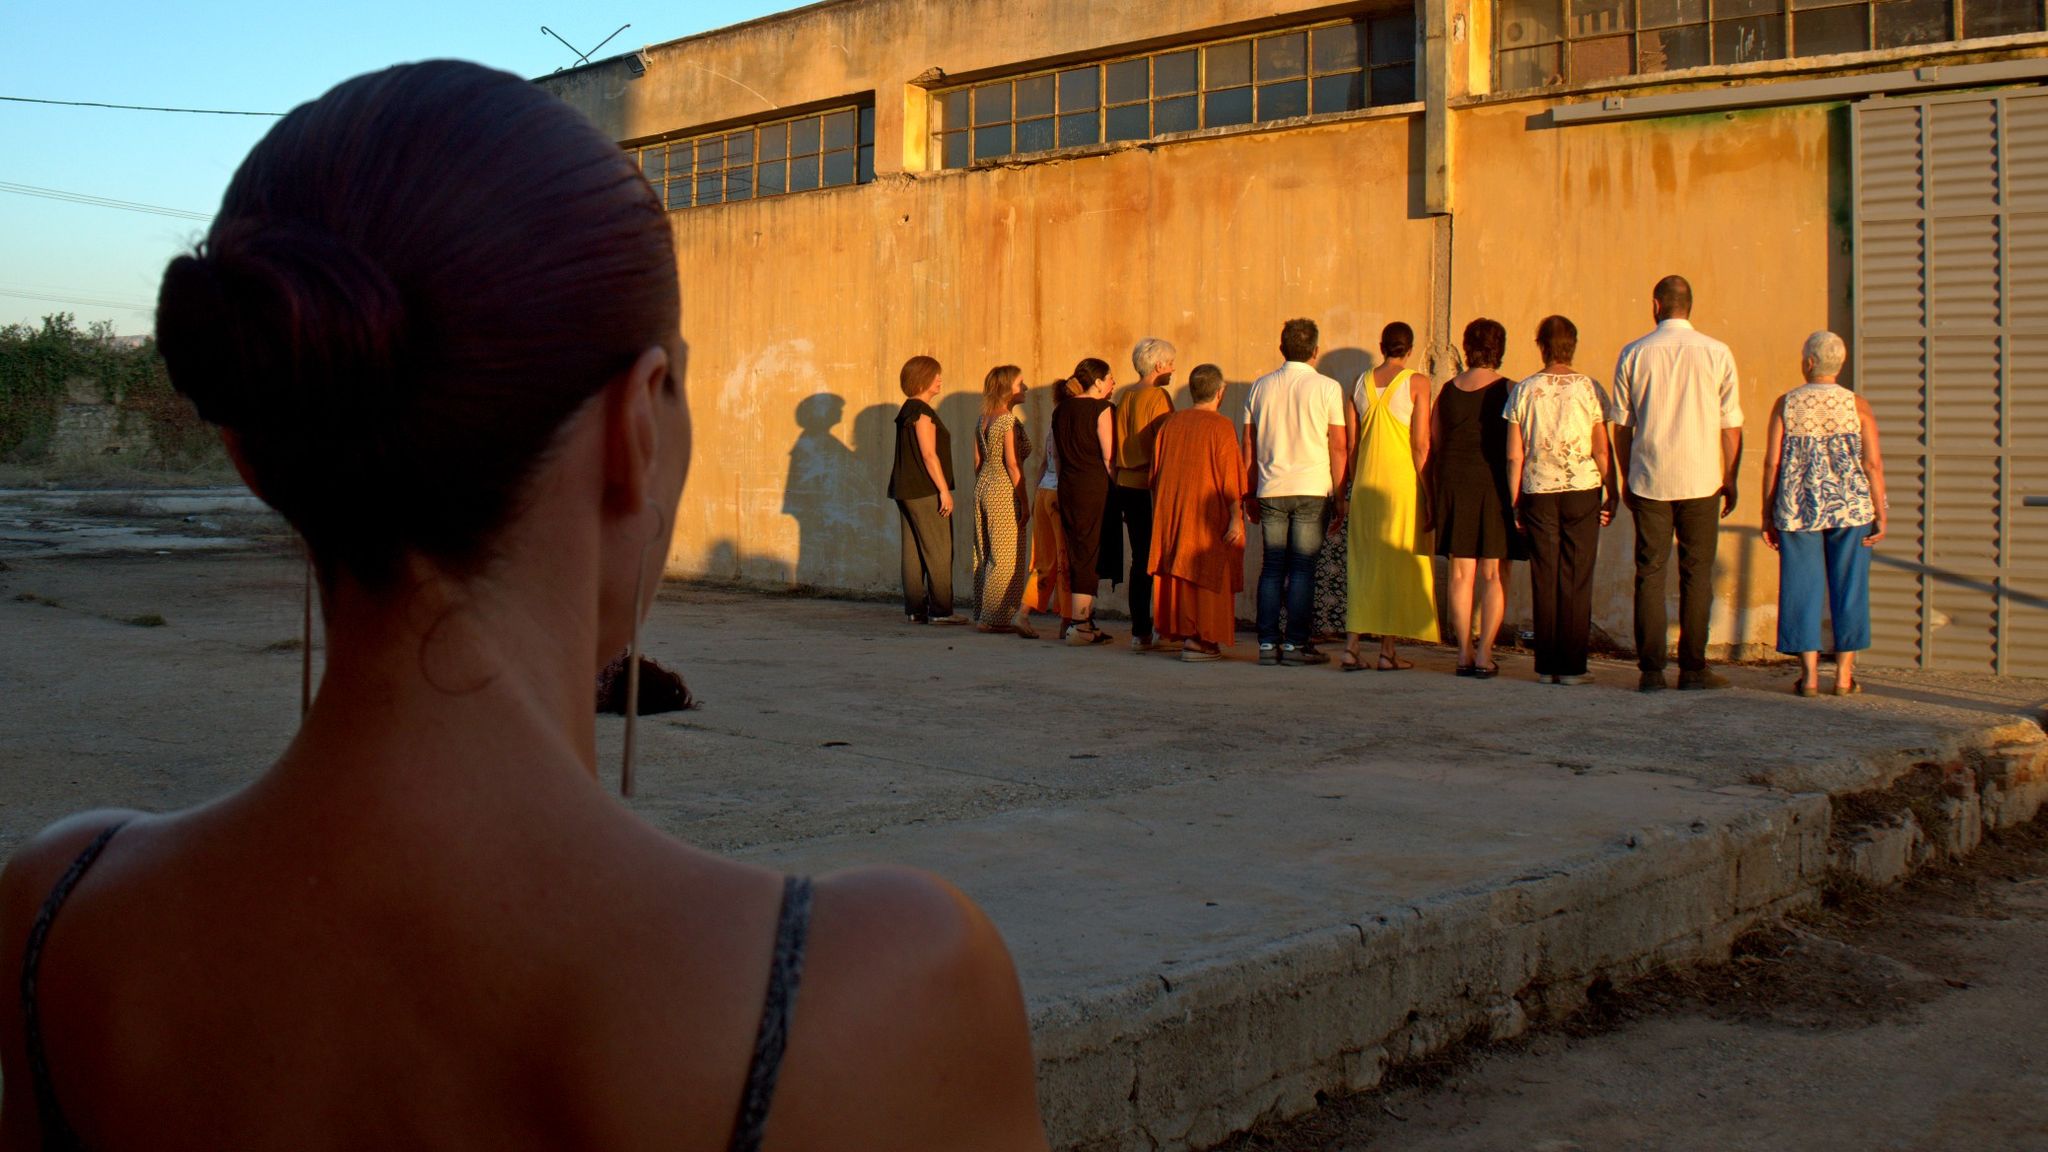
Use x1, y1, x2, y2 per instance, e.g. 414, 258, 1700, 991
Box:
0, 60, 1046, 1152
1051, 358, 1117, 644
887, 355, 966, 625
1432, 318, 1523, 678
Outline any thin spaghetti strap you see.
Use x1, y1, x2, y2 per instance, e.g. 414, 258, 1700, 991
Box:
727, 874, 815, 1152
20, 820, 128, 1152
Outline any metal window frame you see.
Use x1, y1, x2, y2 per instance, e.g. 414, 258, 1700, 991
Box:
1496, 0, 2048, 91
635, 102, 875, 212
931, 14, 1417, 170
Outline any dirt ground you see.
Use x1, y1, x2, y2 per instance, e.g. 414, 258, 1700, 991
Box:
1223, 821, 2048, 1152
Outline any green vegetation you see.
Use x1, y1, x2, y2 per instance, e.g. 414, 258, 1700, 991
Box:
0, 312, 220, 467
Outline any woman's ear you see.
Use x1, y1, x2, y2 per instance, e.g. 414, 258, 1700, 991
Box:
220, 428, 268, 504
603, 344, 673, 513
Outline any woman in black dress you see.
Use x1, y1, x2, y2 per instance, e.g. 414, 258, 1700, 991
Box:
1431, 318, 1520, 677
1052, 358, 1116, 645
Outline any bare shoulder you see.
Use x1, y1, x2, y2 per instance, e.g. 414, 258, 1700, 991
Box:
0, 809, 145, 1146
0, 809, 145, 934
770, 864, 1046, 1151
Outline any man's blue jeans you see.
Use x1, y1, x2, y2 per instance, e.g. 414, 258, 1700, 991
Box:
1257, 495, 1327, 647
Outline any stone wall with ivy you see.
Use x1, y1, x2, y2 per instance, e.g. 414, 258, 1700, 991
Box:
0, 313, 219, 468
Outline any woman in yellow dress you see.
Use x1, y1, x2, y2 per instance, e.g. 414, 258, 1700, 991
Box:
1342, 322, 1440, 670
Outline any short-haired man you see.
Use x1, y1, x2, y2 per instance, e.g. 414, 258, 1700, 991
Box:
1112, 337, 1179, 653
1148, 364, 1246, 661
1243, 318, 1346, 665
1610, 275, 1744, 691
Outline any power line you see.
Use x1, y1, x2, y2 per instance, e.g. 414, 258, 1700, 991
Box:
0, 181, 211, 221
0, 287, 157, 312
0, 94, 284, 117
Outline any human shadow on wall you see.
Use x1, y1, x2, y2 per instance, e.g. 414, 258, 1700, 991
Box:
783, 393, 882, 590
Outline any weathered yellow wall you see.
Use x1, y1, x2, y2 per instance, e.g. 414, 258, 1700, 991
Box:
670, 113, 1437, 614
1451, 98, 1847, 653
547, 0, 1873, 653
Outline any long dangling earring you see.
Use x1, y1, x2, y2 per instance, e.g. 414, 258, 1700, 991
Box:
620, 497, 668, 798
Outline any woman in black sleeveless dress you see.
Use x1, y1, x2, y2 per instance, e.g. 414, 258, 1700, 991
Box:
1052, 358, 1117, 644
1433, 318, 1522, 677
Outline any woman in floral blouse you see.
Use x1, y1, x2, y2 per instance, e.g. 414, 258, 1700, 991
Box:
1761, 330, 1888, 697
1505, 315, 1617, 685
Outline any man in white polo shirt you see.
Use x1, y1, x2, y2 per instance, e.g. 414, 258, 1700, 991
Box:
1243, 318, 1347, 666
1610, 275, 1744, 692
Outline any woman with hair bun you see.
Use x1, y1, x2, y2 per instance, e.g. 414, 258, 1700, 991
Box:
972, 364, 1035, 635
0, 60, 1045, 1152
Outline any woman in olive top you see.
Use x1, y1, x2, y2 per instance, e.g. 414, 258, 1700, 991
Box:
888, 355, 969, 625
1052, 358, 1117, 645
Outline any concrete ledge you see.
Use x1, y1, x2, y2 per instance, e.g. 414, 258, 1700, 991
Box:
1035, 728, 2044, 1152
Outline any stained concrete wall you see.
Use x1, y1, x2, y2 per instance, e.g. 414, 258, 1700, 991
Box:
540, 0, 1971, 655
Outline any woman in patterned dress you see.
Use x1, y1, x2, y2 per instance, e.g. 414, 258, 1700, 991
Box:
1761, 330, 1888, 697
973, 364, 1036, 635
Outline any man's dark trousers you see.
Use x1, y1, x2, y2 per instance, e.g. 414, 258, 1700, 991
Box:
1630, 493, 1719, 672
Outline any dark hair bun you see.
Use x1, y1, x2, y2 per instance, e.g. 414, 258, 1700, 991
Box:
153, 60, 677, 588
158, 221, 408, 434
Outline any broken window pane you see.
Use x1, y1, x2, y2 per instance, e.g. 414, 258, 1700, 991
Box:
1499, 0, 1566, 45
1713, 14, 1787, 61
1497, 43, 1563, 87
1963, 0, 2047, 35
1106, 58, 1149, 104
1795, 5, 1871, 53
1155, 51, 1199, 95
1876, 0, 1952, 45
1572, 0, 1633, 37
1570, 33, 1635, 81
1639, 23, 1711, 68
1016, 74, 1056, 119
1206, 41, 1252, 88
1314, 21, 1368, 71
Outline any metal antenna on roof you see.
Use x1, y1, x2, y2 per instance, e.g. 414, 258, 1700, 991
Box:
541, 23, 631, 69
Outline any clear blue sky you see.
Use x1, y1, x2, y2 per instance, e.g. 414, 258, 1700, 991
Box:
2, 0, 792, 334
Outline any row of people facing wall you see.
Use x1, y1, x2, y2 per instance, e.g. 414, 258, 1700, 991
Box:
887, 275, 1889, 695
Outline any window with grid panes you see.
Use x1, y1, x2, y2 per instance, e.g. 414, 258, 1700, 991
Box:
1495, 0, 2045, 90
932, 15, 1418, 169
635, 104, 875, 210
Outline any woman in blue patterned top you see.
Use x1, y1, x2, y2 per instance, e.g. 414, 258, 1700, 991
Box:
1760, 330, 1889, 697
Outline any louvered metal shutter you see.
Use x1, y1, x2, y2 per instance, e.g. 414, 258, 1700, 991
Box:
1853, 88, 2048, 677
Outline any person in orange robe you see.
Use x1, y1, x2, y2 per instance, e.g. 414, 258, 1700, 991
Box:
1148, 363, 1246, 661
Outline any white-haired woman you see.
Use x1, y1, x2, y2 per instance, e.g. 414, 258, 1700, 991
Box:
1112, 337, 1179, 652
1760, 330, 1888, 697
